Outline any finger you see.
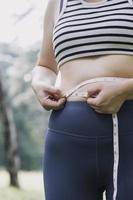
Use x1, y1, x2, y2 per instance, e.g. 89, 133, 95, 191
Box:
42, 97, 66, 109
50, 98, 66, 110
87, 91, 100, 98
94, 109, 104, 114
53, 97, 66, 107
87, 89, 105, 106
87, 84, 102, 97
52, 92, 66, 100
87, 102, 104, 112
88, 104, 100, 110
45, 87, 65, 97
43, 97, 65, 106
52, 101, 66, 110
95, 108, 112, 114
39, 96, 52, 111
87, 97, 101, 107
55, 88, 66, 97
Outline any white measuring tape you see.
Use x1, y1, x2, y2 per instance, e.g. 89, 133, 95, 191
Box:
64, 76, 128, 200
112, 113, 119, 200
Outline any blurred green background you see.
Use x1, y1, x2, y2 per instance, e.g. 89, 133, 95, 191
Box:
0, 0, 49, 199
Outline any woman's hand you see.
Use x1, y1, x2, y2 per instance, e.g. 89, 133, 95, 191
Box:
31, 81, 66, 111
86, 80, 128, 114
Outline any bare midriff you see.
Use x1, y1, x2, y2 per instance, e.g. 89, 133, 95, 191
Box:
54, 54, 133, 101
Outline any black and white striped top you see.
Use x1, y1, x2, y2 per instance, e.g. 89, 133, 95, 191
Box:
52, 0, 133, 70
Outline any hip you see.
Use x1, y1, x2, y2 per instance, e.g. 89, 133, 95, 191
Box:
48, 99, 133, 138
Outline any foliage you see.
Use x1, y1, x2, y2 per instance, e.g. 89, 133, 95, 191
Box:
0, 0, 50, 171
0, 42, 50, 170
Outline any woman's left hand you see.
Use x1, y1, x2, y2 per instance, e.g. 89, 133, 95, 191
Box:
86, 80, 128, 114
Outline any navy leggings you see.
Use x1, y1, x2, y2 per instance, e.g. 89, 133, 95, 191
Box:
43, 100, 133, 200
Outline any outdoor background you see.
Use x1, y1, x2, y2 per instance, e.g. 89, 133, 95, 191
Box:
0, 0, 107, 200
0, 0, 49, 199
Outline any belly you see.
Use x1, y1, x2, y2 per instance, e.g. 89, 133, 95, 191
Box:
55, 54, 133, 92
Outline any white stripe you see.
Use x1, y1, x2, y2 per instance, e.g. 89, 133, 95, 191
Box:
55, 20, 133, 33
59, 6, 132, 19
55, 14, 133, 30
55, 37, 133, 53
54, 22, 133, 39
57, 12, 132, 28
54, 28, 133, 44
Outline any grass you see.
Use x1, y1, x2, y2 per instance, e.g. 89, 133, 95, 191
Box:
0, 169, 106, 200
0, 169, 44, 200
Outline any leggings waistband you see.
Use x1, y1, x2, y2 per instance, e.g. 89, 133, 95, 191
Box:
62, 76, 131, 200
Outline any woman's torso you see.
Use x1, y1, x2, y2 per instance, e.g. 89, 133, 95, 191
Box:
53, 0, 133, 95
55, 54, 133, 93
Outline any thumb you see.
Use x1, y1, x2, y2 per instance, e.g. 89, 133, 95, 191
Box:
87, 93, 102, 105
87, 85, 102, 105
87, 85, 101, 98
50, 87, 66, 98
54, 87, 66, 97
87, 96, 98, 105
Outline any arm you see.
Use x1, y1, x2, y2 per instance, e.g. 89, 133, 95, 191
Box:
31, 0, 59, 87
31, 66, 57, 88
31, 0, 66, 111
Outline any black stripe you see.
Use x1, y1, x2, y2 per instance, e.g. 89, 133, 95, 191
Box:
60, 7, 133, 20
54, 18, 133, 34
54, 33, 133, 49
54, 25, 133, 42
59, 0, 64, 14
67, 3, 81, 7
58, 48, 133, 62
55, 41, 133, 57
55, 13, 133, 29
65, 5, 130, 14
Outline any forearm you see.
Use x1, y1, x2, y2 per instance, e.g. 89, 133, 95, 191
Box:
31, 65, 57, 87
122, 78, 133, 100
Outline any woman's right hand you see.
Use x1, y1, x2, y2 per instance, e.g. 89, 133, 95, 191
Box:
31, 81, 66, 111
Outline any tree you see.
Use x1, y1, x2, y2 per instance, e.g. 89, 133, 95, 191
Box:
0, 68, 21, 187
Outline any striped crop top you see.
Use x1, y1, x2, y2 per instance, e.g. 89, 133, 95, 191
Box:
52, 0, 133, 70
